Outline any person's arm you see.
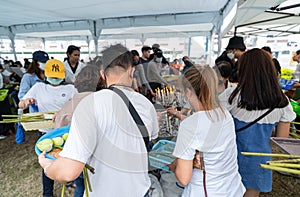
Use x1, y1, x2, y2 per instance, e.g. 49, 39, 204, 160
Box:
275, 122, 290, 137
166, 107, 186, 120
18, 74, 31, 100
18, 81, 40, 108
39, 151, 85, 182
137, 64, 152, 90
176, 158, 193, 186
148, 63, 168, 85
168, 158, 193, 186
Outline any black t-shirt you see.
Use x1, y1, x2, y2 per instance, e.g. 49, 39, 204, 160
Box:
67, 60, 79, 74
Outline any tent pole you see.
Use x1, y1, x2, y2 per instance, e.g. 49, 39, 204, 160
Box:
41, 38, 46, 50
8, 27, 17, 61
91, 20, 101, 56
86, 36, 91, 59
93, 36, 99, 56
188, 37, 192, 57
140, 34, 146, 45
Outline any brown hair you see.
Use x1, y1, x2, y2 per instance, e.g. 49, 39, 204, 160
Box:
182, 65, 223, 117
74, 64, 101, 92
26, 60, 43, 80
229, 48, 288, 110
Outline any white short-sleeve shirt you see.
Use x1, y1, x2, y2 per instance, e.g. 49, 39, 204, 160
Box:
60, 88, 159, 197
173, 108, 245, 197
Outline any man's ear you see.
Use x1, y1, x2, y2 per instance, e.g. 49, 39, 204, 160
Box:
100, 69, 105, 79
185, 88, 192, 98
128, 66, 135, 78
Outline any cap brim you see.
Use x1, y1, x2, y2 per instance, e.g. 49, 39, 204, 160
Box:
45, 73, 65, 79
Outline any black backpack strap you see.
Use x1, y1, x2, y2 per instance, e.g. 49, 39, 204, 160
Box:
236, 108, 275, 132
108, 86, 150, 150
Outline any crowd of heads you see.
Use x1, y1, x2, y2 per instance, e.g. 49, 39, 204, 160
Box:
1, 38, 298, 112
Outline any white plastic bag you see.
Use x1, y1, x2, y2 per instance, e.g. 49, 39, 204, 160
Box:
160, 171, 184, 197
149, 173, 164, 197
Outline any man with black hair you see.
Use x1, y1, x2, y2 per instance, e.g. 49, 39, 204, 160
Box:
140, 45, 152, 78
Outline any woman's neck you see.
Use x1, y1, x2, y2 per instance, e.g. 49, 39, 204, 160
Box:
68, 59, 77, 67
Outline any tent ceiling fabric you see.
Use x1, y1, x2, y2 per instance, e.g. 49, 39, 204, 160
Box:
234, 0, 300, 37
0, 0, 227, 26
0, 0, 238, 39
0, 0, 291, 40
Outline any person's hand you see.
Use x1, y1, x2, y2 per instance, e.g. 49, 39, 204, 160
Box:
150, 90, 156, 97
167, 107, 177, 116
193, 151, 202, 169
38, 151, 53, 169
293, 82, 300, 89
25, 98, 37, 106
20, 98, 37, 109
52, 112, 57, 123
166, 159, 177, 172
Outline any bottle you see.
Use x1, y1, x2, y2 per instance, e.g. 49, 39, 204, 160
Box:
18, 108, 23, 119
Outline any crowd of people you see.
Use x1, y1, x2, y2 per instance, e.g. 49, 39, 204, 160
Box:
0, 37, 298, 197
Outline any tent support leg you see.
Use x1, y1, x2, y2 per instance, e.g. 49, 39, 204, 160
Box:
188, 37, 192, 57
8, 27, 17, 61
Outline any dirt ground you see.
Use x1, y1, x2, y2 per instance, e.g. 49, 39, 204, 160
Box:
0, 131, 299, 197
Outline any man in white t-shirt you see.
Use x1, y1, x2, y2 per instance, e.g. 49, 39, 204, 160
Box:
38, 44, 159, 197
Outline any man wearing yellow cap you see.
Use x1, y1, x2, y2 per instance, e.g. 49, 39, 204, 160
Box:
18, 59, 77, 197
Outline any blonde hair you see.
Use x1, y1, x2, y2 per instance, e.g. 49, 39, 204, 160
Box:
182, 65, 224, 119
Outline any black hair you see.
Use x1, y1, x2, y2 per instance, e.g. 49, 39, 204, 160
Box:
262, 46, 272, 54
141, 46, 151, 52
66, 45, 80, 55
131, 50, 140, 57
215, 61, 232, 79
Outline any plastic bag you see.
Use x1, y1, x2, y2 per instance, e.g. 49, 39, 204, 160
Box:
160, 171, 184, 197
149, 173, 163, 197
15, 122, 25, 144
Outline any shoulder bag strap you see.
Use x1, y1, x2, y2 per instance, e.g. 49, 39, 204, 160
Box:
107, 86, 150, 150
236, 108, 275, 132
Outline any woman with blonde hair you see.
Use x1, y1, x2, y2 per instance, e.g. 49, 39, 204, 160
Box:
169, 65, 245, 197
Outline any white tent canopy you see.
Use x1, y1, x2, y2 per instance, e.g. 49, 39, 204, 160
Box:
0, 0, 288, 60
0, 0, 236, 37
234, 0, 300, 37
0, 0, 241, 59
